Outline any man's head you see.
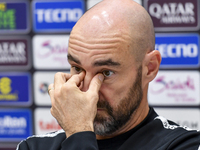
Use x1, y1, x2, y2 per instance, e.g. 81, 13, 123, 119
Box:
70, 0, 155, 63
68, 0, 161, 138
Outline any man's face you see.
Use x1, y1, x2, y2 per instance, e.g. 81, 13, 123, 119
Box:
94, 66, 143, 135
68, 24, 143, 136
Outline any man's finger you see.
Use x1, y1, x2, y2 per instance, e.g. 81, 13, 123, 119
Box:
48, 83, 54, 95
88, 73, 104, 94
67, 71, 85, 87
54, 72, 71, 90
48, 84, 55, 107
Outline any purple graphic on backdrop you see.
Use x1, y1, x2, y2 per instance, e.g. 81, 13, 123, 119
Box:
37, 40, 68, 58
144, 0, 200, 31
150, 76, 195, 94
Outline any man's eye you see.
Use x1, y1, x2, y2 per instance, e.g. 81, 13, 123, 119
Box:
74, 66, 82, 73
102, 70, 114, 77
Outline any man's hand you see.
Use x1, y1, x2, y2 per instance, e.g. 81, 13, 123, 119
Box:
48, 71, 104, 137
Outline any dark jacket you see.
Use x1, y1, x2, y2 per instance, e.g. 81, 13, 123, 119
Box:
16, 108, 200, 150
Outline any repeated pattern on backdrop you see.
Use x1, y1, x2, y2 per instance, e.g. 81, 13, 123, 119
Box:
0, 0, 199, 149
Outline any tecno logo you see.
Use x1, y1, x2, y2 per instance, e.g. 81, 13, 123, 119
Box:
155, 44, 198, 58
35, 8, 83, 23
33, 0, 85, 32
155, 34, 199, 68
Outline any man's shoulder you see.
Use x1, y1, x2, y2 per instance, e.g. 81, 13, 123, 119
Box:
149, 108, 199, 135
134, 115, 200, 149
153, 115, 199, 133
17, 130, 66, 150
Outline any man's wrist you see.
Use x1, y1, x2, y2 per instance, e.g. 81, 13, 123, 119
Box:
65, 125, 94, 138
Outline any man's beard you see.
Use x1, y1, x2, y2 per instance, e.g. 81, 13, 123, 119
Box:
94, 66, 143, 136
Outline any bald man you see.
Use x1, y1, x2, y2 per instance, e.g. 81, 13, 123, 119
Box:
17, 0, 200, 150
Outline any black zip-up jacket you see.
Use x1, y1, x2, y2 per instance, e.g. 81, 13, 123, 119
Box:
16, 108, 200, 150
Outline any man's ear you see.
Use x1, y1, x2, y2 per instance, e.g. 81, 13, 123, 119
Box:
142, 50, 162, 87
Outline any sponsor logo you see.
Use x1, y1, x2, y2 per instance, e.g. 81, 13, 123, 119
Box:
32, 0, 85, 33
87, 0, 102, 9
0, 109, 32, 141
133, 0, 141, 5
0, 0, 30, 33
155, 34, 199, 68
39, 119, 61, 131
0, 148, 15, 150
148, 71, 200, 106
37, 40, 68, 58
87, 0, 141, 9
150, 76, 194, 94
34, 71, 69, 106
176, 121, 199, 129
0, 73, 32, 106
33, 72, 55, 106
0, 36, 31, 70
33, 35, 70, 69
154, 108, 200, 130
87, 0, 142, 9
34, 108, 61, 135
144, 0, 200, 31
39, 83, 48, 94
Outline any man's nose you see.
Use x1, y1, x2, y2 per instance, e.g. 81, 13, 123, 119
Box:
81, 73, 93, 92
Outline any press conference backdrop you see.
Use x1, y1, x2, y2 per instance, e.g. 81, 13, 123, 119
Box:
0, 0, 199, 149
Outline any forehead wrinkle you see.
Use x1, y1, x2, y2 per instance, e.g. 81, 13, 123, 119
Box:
68, 37, 129, 54
69, 39, 119, 52
69, 40, 119, 60
69, 32, 131, 49
68, 44, 89, 55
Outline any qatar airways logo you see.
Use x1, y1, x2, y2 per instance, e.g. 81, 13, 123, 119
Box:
149, 2, 195, 24
144, 0, 199, 31
37, 40, 68, 58
150, 76, 195, 94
